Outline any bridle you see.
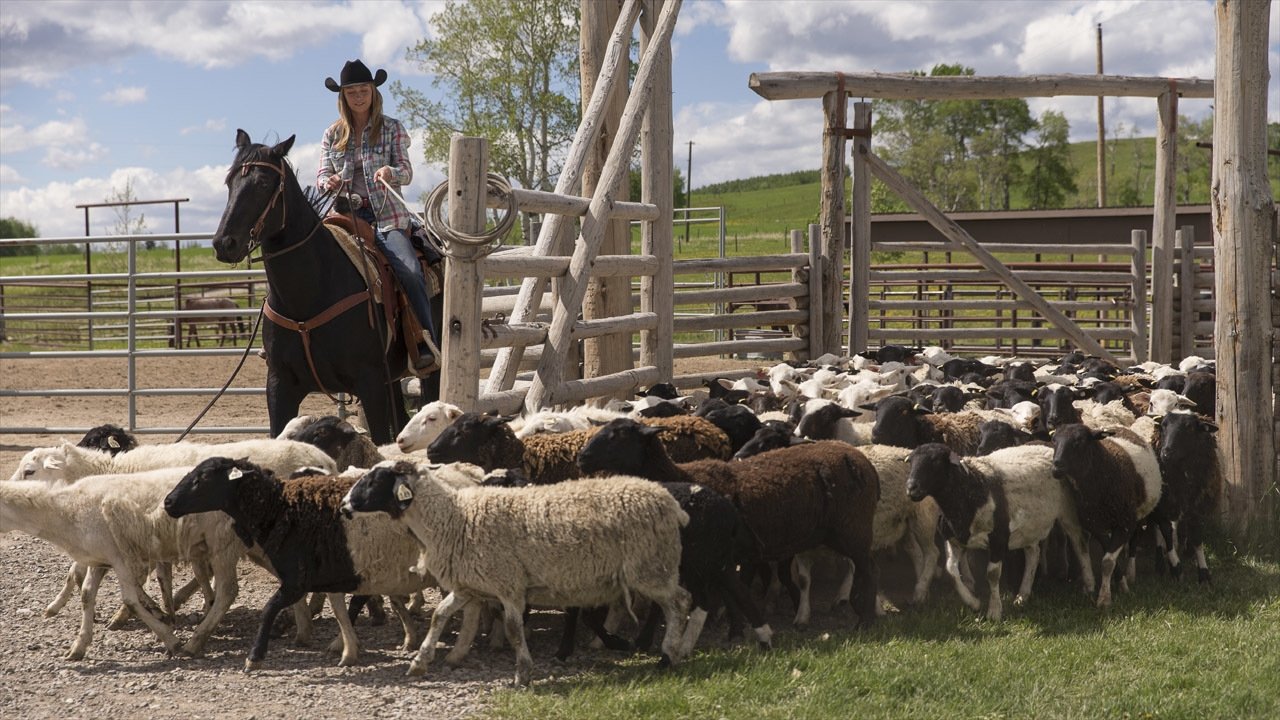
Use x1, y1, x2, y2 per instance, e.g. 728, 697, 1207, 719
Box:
237, 158, 322, 264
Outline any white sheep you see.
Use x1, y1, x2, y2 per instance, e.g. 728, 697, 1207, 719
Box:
394, 400, 463, 453
10, 438, 336, 484
0, 468, 245, 660
340, 463, 692, 686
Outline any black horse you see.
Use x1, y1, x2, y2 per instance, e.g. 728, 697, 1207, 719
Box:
211, 129, 435, 444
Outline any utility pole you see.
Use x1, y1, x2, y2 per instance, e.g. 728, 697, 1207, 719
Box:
1096, 22, 1107, 207
685, 140, 694, 247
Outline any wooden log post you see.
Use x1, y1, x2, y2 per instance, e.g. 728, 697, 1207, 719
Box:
808, 223, 823, 360
848, 102, 872, 356
1130, 229, 1148, 364
1149, 89, 1179, 363
524, 0, 682, 412
439, 136, 489, 410
1178, 225, 1196, 359
639, 0, 674, 381
1212, 0, 1275, 535
820, 90, 847, 356
485, 0, 642, 395
789, 229, 809, 362
580, 0, 633, 396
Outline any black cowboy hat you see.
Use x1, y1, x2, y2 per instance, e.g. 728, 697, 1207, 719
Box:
325, 59, 387, 92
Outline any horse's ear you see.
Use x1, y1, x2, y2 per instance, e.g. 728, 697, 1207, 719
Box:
273, 135, 296, 158
235, 129, 252, 149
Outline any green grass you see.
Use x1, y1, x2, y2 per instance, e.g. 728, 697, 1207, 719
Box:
482, 555, 1280, 719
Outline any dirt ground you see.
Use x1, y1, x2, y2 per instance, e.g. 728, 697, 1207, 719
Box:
0, 352, 805, 719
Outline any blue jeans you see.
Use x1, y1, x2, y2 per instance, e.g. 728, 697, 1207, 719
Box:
358, 209, 437, 343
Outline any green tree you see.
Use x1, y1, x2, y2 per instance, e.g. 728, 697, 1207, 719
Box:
1024, 110, 1077, 209
0, 216, 40, 257
629, 166, 685, 210
875, 64, 1036, 212
1176, 114, 1213, 203
393, 0, 580, 195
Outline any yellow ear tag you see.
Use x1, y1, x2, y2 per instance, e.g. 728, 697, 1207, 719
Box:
395, 481, 414, 502
228, 468, 244, 480
107, 437, 120, 449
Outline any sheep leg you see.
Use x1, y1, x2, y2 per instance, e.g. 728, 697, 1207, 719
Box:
589, 601, 626, 650
908, 524, 941, 605
115, 563, 182, 656
154, 562, 175, 620
327, 593, 361, 666
945, 541, 983, 612
832, 558, 855, 610
1165, 521, 1184, 579
386, 596, 418, 651
1057, 513, 1096, 597
653, 585, 692, 667
1096, 532, 1129, 609
247, 586, 307, 671
365, 595, 388, 626
181, 554, 239, 656
1014, 544, 1041, 609
678, 607, 709, 660
790, 555, 812, 630
409, 590, 468, 676
47, 561, 84, 618
555, 607, 581, 661
290, 599, 314, 646
406, 590, 427, 617
579, 605, 630, 654
499, 598, 535, 687
170, 557, 216, 615
633, 603, 661, 653
985, 560, 1004, 621
66, 565, 108, 661
717, 568, 772, 651
445, 601, 482, 666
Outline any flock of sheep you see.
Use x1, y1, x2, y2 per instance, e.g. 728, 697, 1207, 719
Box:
2, 345, 1224, 686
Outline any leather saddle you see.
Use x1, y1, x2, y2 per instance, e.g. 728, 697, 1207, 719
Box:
322, 212, 442, 377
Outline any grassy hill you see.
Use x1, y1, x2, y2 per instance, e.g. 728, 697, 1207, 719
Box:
685, 136, 1278, 243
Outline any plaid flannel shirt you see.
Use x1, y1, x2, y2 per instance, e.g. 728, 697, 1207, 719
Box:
318, 116, 414, 233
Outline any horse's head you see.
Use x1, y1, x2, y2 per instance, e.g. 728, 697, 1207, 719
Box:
211, 129, 297, 264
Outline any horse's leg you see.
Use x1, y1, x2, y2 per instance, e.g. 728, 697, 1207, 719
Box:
355, 374, 401, 446
266, 371, 309, 439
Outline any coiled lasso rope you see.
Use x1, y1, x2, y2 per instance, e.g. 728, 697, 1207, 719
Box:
421, 173, 517, 259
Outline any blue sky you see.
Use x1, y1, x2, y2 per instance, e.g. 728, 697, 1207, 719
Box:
1, 0, 1276, 238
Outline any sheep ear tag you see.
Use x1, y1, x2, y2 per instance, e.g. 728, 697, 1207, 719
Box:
107, 436, 120, 449
395, 479, 414, 502
228, 467, 244, 480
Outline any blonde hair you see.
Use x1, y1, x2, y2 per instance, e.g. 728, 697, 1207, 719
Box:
331, 85, 385, 151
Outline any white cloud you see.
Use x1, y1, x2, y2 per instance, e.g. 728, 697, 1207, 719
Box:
0, 164, 23, 184
45, 142, 109, 171
180, 119, 228, 137
0, 1, 443, 87
676, 100, 823, 188
101, 85, 147, 105
1, 118, 91, 154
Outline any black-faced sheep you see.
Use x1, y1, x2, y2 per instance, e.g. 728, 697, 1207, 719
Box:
76, 424, 138, 456
905, 443, 1092, 620
426, 412, 731, 484
1050, 424, 1163, 608
1148, 412, 1223, 583
163, 457, 448, 670
340, 462, 692, 686
869, 395, 1013, 455
576, 418, 881, 628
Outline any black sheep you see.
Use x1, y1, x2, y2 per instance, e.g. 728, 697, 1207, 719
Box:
578, 418, 881, 628
1148, 412, 1223, 583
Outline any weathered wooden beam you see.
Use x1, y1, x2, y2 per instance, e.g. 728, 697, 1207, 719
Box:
640, 0, 675, 382
1211, 0, 1276, 533
439, 137, 488, 411
849, 102, 872, 355
820, 91, 846, 355
486, 0, 643, 394
749, 72, 1215, 101
863, 149, 1120, 365
1149, 90, 1179, 362
524, 0, 682, 411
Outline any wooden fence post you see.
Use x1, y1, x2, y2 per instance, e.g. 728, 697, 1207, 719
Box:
1149, 89, 1178, 363
808, 223, 823, 360
1130, 229, 1148, 364
639, 0, 674, 381
820, 90, 847, 356
848, 101, 872, 356
1178, 225, 1196, 359
1212, 0, 1276, 535
440, 136, 489, 411
789, 229, 809, 362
